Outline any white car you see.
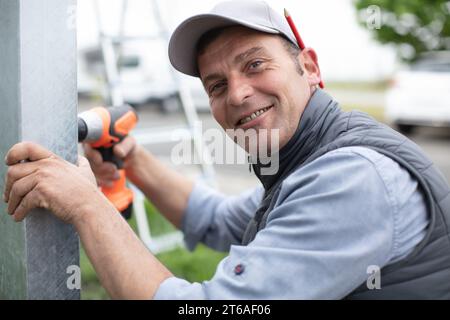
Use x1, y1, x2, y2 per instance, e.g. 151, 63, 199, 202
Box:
386, 51, 450, 133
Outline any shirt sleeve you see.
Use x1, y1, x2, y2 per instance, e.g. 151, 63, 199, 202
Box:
154, 147, 423, 299
181, 180, 264, 251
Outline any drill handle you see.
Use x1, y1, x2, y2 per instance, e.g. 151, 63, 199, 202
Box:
97, 147, 123, 169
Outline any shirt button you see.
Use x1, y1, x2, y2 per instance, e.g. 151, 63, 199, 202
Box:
234, 263, 245, 275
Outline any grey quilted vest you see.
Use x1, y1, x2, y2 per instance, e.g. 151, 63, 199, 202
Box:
242, 89, 450, 299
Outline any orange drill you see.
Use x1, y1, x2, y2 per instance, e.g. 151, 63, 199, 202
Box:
78, 104, 138, 219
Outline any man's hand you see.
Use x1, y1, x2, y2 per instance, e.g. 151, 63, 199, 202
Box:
3, 142, 173, 299
83, 135, 137, 188
3, 141, 103, 224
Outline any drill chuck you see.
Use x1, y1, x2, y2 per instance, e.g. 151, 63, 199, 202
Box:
78, 118, 88, 142
78, 109, 104, 143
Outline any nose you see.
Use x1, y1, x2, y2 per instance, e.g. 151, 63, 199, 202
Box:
226, 74, 254, 107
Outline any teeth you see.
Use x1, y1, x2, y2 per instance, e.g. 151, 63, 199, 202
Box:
239, 106, 271, 125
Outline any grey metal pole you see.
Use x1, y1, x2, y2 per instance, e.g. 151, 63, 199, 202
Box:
0, 0, 80, 299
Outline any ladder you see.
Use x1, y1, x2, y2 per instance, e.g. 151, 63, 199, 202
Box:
92, 0, 216, 254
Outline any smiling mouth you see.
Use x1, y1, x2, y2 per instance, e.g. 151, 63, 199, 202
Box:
237, 105, 273, 126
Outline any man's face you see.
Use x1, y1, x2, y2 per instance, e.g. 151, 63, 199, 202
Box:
197, 26, 320, 153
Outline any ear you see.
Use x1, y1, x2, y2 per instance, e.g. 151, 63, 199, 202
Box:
299, 48, 322, 89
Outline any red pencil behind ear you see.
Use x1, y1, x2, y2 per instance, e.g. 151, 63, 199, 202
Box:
284, 9, 324, 89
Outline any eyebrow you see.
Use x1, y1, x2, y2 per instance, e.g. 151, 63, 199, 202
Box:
202, 46, 265, 86
234, 46, 264, 64
202, 73, 223, 88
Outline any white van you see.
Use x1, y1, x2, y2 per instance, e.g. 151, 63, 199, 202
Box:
386, 51, 450, 133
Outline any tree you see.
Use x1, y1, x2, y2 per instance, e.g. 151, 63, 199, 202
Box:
354, 0, 450, 61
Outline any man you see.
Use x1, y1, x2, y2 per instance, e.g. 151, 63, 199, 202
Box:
3, 0, 450, 299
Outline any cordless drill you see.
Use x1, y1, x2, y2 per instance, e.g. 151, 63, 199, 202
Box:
78, 104, 138, 219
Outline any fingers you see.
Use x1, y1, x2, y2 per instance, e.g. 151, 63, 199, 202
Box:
113, 135, 136, 159
7, 174, 39, 216
5, 142, 54, 165
83, 135, 136, 164
83, 144, 103, 166
12, 190, 41, 222
97, 178, 114, 188
82, 137, 135, 187
84, 161, 119, 188
83, 145, 119, 177
96, 162, 120, 178
96, 173, 120, 188
3, 161, 40, 203
83, 143, 123, 186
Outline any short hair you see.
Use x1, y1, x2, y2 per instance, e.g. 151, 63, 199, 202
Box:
196, 27, 304, 75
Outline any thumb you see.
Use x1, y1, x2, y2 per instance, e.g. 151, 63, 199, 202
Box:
77, 155, 97, 185
113, 135, 136, 159
77, 155, 91, 169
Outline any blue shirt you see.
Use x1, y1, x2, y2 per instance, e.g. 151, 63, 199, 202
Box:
154, 146, 429, 299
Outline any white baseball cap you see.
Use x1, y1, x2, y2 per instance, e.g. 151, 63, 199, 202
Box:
168, 0, 298, 77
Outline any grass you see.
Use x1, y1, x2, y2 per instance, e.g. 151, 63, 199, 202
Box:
325, 80, 390, 92
80, 201, 227, 300
327, 80, 387, 122
341, 104, 385, 122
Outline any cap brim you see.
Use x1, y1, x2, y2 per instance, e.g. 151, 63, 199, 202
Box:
168, 13, 280, 77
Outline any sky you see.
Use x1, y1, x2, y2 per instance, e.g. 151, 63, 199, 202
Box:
77, 0, 399, 82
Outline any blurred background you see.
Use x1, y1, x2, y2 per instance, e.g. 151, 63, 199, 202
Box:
76, 0, 450, 299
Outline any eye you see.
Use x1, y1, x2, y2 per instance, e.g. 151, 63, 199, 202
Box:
209, 81, 226, 95
249, 60, 263, 70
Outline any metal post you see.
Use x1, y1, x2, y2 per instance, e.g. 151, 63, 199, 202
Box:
0, 0, 79, 299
